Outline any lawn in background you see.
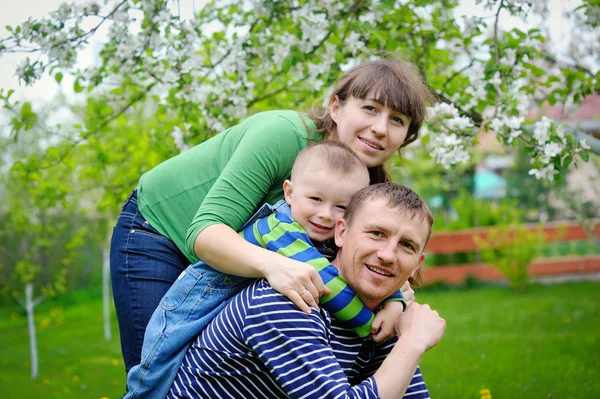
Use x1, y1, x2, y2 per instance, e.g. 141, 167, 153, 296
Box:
1, 282, 599, 399
419, 282, 600, 399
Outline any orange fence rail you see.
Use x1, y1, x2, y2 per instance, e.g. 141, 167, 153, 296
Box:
423, 220, 600, 285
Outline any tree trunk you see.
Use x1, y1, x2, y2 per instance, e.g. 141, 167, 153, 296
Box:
103, 247, 112, 341
25, 283, 40, 379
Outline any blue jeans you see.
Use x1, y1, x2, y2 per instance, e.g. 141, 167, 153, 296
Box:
110, 189, 191, 372
123, 200, 291, 399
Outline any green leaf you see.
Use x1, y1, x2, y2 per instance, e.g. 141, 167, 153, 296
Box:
581, 150, 589, 162
74, 79, 83, 93
562, 156, 572, 169
20, 102, 32, 117
55, 72, 63, 84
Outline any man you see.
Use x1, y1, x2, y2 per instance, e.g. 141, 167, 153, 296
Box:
167, 183, 446, 399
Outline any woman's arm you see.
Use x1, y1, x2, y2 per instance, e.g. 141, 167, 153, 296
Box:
195, 223, 327, 314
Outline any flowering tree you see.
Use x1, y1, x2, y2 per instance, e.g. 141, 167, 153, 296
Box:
0, 0, 597, 183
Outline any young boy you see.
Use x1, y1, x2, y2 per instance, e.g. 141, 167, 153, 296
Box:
124, 141, 407, 399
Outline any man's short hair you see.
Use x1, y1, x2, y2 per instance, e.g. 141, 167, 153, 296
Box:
291, 141, 366, 180
344, 183, 433, 286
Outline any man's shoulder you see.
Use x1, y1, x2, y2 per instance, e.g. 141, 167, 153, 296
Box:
240, 279, 330, 329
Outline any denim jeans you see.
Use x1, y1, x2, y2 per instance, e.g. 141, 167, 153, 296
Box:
110, 189, 191, 373
123, 200, 291, 399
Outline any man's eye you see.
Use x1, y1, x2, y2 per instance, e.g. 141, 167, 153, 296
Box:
371, 231, 383, 237
309, 197, 322, 202
401, 242, 414, 250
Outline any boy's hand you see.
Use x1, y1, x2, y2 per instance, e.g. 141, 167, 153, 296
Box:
370, 301, 405, 343
400, 281, 415, 307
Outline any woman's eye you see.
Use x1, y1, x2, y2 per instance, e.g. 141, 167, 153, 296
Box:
364, 105, 376, 112
335, 205, 347, 210
391, 116, 405, 126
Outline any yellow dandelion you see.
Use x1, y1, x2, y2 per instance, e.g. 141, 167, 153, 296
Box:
72, 375, 80, 382
111, 359, 120, 366
480, 388, 492, 399
100, 397, 110, 399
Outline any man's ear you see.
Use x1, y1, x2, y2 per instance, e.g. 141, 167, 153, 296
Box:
334, 217, 347, 248
329, 95, 341, 123
411, 253, 426, 277
283, 180, 293, 206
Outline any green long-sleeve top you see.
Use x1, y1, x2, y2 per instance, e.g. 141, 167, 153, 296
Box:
137, 110, 316, 263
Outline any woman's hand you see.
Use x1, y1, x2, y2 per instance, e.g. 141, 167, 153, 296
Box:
263, 256, 331, 314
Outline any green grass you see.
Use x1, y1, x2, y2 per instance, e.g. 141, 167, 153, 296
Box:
418, 282, 600, 399
1, 282, 599, 398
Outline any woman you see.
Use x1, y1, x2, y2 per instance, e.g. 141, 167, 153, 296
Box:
110, 58, 433, 371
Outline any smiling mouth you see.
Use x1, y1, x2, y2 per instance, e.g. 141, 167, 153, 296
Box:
309, 221, 332, 232
366, 264, 393, 277
359, 137, 383, 151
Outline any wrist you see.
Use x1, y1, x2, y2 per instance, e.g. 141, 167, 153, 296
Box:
393, 333, 428, 357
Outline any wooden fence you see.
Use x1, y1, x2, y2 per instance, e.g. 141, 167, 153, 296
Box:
423, 220, 600, 285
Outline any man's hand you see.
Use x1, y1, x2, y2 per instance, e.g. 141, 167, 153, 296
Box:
395, 302, 446, 352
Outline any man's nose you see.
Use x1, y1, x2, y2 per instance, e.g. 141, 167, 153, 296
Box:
377, 242, 397, 263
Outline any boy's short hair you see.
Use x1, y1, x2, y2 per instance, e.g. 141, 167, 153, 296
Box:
344, 183, 433, 288
291, 141, 367, 180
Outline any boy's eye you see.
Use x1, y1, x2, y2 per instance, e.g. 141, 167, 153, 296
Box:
309, 197, 322, 202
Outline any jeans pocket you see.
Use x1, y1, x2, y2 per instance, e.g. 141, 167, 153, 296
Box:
160, 266, 203, 311
203, 273, 251, 297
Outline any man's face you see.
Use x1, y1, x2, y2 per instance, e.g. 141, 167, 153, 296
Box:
284, 169, 369, 242
333, 197, 429, 310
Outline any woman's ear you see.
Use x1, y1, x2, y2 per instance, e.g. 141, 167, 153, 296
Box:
329, 95, 341, 123
283, 180, 293, 206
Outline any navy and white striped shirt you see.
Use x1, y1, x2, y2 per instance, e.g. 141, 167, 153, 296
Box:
167, 279, 429, 399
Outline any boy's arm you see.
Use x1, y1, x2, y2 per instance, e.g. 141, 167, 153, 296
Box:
242, 212, 375, 337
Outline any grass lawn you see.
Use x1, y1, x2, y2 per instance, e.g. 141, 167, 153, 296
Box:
1, 282, 599, 399
418, 282, 600, 399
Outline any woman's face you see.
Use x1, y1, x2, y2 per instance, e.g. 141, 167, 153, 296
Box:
329, 92, 411, 167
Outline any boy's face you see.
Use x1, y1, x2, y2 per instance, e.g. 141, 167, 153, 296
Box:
284, 168, 369, 242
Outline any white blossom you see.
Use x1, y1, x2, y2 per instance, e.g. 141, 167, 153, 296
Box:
543, 142, 563, 158
580, 139, 591, 150
533, 116, 552, 145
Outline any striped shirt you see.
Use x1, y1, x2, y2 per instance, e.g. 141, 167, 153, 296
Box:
167, 279, 429, 399
242, 212, 405, 338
